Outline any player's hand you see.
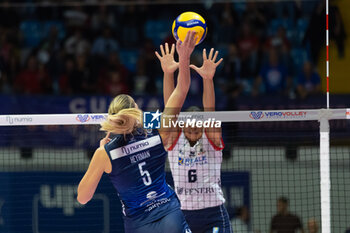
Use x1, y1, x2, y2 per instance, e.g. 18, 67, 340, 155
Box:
190, 48, 223, 80
176, 30, 197, 60
155, 43, 179, 74
100, 132, 111, 147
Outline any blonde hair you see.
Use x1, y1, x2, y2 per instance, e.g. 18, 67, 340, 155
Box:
100, 94, 142, 135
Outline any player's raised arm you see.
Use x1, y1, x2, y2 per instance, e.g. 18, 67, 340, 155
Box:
159, 31, 197, 147
190, 48, 223, 147
155, 43, 178, 106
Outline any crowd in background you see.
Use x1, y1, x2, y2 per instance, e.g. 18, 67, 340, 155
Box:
0, 0, 346, 100
232, 197, 321, 233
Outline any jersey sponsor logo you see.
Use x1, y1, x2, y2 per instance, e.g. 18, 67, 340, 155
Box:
176, 187, 216, 195
144, 197, 170, 212
178, 145, 207, 166
146, 191, 157, 200
213, 227, 219, 233
178, 155, 207, 166
140, 191, 166, 206
110, 135, 161, 160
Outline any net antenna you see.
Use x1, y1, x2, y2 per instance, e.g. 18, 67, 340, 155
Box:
326, 0, 330, 109
323, 1, 331, 232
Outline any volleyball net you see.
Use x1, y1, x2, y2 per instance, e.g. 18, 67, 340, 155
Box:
0, 109, 349, 233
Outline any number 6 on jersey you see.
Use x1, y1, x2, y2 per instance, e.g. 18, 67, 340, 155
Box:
138, 161, 152, 186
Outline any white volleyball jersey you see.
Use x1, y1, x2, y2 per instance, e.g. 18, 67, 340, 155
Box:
168, 131, 225, 210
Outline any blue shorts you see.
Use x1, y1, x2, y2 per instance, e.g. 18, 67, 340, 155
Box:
182, 205, 232, 233
124, 208, 191, 233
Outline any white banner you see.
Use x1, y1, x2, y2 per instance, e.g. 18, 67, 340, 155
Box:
0, 109, 348, 126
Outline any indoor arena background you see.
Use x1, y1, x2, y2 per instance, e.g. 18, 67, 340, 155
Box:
0, 0, 349, 233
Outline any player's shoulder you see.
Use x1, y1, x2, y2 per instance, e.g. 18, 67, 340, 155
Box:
105, 134, 126, 151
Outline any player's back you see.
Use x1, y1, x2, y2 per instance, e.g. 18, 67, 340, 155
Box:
104, 128, 178, 228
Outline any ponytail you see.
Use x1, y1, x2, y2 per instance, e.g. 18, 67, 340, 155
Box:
101, 108, 142, 135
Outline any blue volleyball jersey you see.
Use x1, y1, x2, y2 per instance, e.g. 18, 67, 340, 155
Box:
104, 128, 177, 226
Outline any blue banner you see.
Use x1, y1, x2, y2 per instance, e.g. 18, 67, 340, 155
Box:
0, 171, 249, 233
1, 94, 349, 114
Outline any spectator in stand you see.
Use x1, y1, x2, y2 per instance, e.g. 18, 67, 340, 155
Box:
296, 61, 321, 99
119, 5, 145, 47
265, 26, 291, 52
0, 56, 11, 93
329, 2, 347, 58
303, 1, 324, 64
14, 55, 51, 94
346, 228, 350, 233
39, 26, 62, 56
253, 48, 291, 96
91, 27, 119, 57
305, 1, 346, 60
69, 54, 95, 94
139, 38, 160, 93
222, 43, 242, 96
270, 196, 304, 233
100, 68, 129, 96
59, 57, 75, 95
215, 3, 237, 45
237, 21, 259, 80
307, 218, 318, 233
265, 26, 292, 72
63, 6, 88, 29
38, 26, 63, 80
91, 4, 117, 33
64, 29, 90, 56
133, 61, 148, 95
231, 206, 254, 233
0, 29, 20, 92
242, 2, 268, 38
96, 52, 131, 90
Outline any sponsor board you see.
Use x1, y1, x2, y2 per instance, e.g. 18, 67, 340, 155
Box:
6, 116, 33, 125
250, 111, 307, 120
90, 114, 106, 121
75, 114, 106, 123
75, 114, 90, 123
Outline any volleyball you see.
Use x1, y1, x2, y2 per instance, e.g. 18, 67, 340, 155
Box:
172, 12, 207, 45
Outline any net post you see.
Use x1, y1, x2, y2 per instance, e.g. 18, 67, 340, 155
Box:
319, 109, 331, 233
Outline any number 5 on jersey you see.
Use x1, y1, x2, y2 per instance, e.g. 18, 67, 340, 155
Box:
138, 162, 152, 186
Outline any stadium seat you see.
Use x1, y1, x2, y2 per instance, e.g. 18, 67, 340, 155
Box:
144, 20, 171, 46
42, 21, 66, 40
295, 18, 309, 44
291, 48, 309, 73
20, 20, 42, 47
118, 49, 140, 73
